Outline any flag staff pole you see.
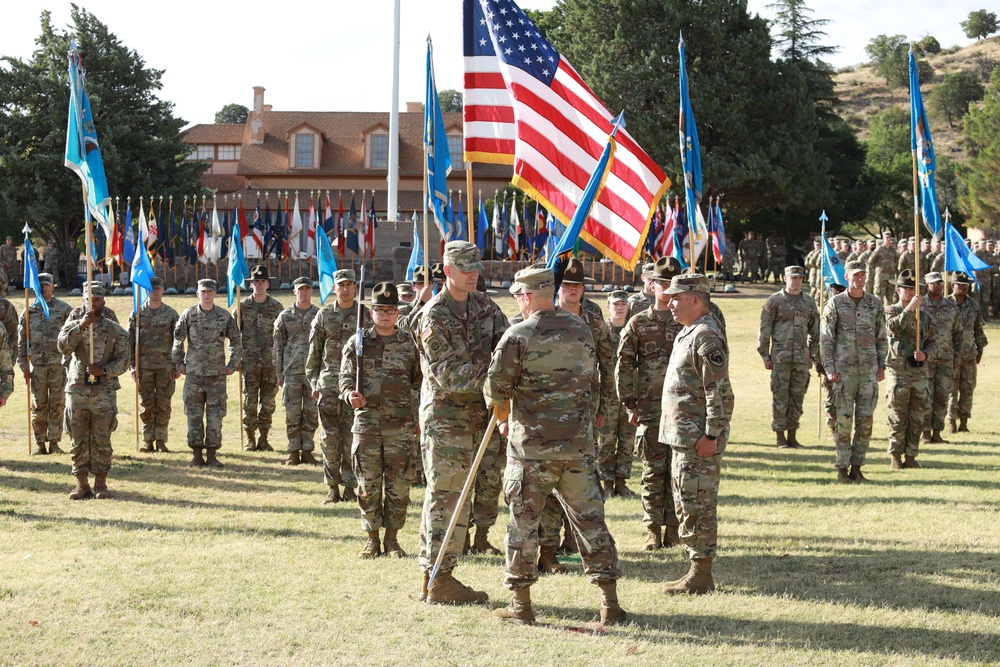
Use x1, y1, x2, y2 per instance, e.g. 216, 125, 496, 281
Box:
81, 181, 97, 384
237, 282, 244, 451
943, 208, 950, 294
818, 211, 828, 438
23, 225, 33, 456
466, 165, 474, 242
135, 287, 141, 452
912, 136, 922, 348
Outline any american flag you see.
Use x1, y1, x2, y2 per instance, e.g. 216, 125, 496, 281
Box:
463, 0, 669, 269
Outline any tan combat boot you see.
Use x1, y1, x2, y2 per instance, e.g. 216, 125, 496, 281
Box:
419, 573, 430, 602
614, 478, 637, 497
921, 430, 933, 444
663, 525, 681, 548
663, 558, 715, 595
538, 545, 567, 574
93, 473, 110, 500
776, 430, 791, 449
69, 472, 92, 500
188, 448, 205, 467
837, 468, 852, 484
890, 454, 904, 470
902, 455, 921, 469
323, 486, 341, 504
383, 528, 406, 558
426, 571, 489, 605
205, 448, 224, 469
930, 430, 947, 444
342, 487, 357, 502
256, 428, 273, 451
493, 587, 535, 625
31, 441, 47, 456
473, 527, 501, 555
155, 440, 170, 452
959, 417, 969, 432
139, 441, 155, 453
48, 441, 65, 455
643, 525, 662, 551
359, 531, 381, 559
244, 429, 257, 451
599, 580, 627, 625
786, 429, 804, 448
283, 450, 301, 466
850, 465, 870, 482
300, 450, 320, 465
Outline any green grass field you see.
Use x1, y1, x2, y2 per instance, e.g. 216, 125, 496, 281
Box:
1, 285, 998, 666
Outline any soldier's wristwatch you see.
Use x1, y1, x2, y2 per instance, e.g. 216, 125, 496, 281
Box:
704, 434, 718, 441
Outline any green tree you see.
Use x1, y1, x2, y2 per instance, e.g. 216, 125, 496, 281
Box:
961, 9, 999, 40
0, 6, 205, 279
917, 35, 941, 55
214, 103, 249, 124
960, 70, 1000, 231
767, 0, 837, 63
438, 89, 463, 113
865, 34, 933, 88
863, 106, 912, 235
930, 71, 985, 127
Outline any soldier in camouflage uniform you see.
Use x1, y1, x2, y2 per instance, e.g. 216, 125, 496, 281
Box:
341, 283, 421, 560
884, 271, 936, 470
18, 273, 73, 455
929, 239, 945, 273
69, 282, 119, 323
660, 273, 733, 595
821, 261, 887, 483
767, 235, 787, 283
617, 257, 683, 551
804, 240, 821, 299
1, 237, 17, 292
819, 282, 847, 435
57, 284, 131, 500
306, 269, 360, 503
973, 242, 993, 319
43, 243, 62, 287
486, 266, 625, 626
600, 290, 635, 497
858, 239, 877, 293
739, 232, 757, 282
867, 232, 898, 305
897, 238, 915, 275
920, 238, 933, 269
0, 292, 18, 360
758, 266, 819, 449
920, 272, 961, 443
234, 265, 283, 452
128, 276, 179, 453
173, 279, 242, 469
720, 241, 738, 281
274, 277, 320, 466
947, 274, 988, 433
413, 242, 508, 605
0, 323, 14, 409
626, 263, 655, 318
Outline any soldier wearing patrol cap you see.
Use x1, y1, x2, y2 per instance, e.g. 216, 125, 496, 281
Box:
173, 278, 242, 468
412, 241, 508, 605
307, 269, 361, 503
397, 283, 416, 304
486, 266, 625, 626
69, 281, 119, 323
617, 256, 684, 550
129, 275, 180, 453
233, 264, 283, 452
757, 265, 820, 449
627, 263, 655, 318
601, 289, 635, 499
274, 276, 320, 466
867, 232, 898, 305
920, 272, 961, 443
947, 273, 988, 433
659, 273, 733, 594
340, 282, 421, 560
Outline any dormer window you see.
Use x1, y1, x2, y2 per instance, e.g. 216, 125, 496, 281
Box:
295, 133, 315, 168
368, 132, 389, 170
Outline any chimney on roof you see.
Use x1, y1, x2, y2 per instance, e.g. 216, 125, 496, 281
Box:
250, 86, 266, 145
406, 101, 422, 113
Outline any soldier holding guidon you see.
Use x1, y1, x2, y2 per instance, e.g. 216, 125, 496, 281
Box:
128, 276, 179, 453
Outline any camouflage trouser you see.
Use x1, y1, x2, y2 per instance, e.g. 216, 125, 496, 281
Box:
875, 277, 894, 305
923, 360, 953, 432
831, 371, 879, 468
282, 375, 318, 452
242, 360, 278, 431
502, 456, 621, 590
770, 363, 810, 431
886, 370, 929, 458
183, 374, 227, 450
537, 493, 566, 548
352, 431, 415, 533
768, 259, 784, 282
137, 368, 175, 442
822, 375, 836, 431
637, 423, 679, 529
418, 433, 477, 575
317, 393, 356, 488
472, 427, 505, 530
948, 361, 978, 421
979, 283, 991, 317
30, 364, 66, 444
66, 388, 118, 475
671, 448, 722, 561
598, 402, 635, 481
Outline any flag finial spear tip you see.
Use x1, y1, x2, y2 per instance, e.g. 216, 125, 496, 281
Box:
22, 223, 31, 235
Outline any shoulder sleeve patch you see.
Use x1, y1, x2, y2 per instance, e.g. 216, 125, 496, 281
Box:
707, 348, 725, 367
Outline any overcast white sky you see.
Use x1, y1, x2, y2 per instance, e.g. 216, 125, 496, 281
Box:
2, 0, 989, 127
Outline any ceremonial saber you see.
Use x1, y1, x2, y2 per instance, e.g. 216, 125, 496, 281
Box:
427, 411, 499, 592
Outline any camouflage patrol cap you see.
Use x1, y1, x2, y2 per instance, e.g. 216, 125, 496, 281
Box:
640, 262, 656, 278
150, 276, 165, 288
650, 256, 682, 282
292, 276, 313, 289
85, 281, 106, 298
509, 267, 555, 294
560, 257, 592, 284
197, 278, 217, 291
250, 265, 269, 281
396, 283, 416, 299
924, 271, 943, 283
882, 231, 894, 239
608, 290, 629, 304
784, 265, 806, 278
443, 241, 485, 271
891, 269, 918, 288
845, 260, 866, 276
38, 273, 54, 285
664, 273, 710, 295
334, 269, 356, 284
364, 282, 400, 306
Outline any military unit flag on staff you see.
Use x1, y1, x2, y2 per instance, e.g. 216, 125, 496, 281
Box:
316, 226, 338, 305
910, 51, 942, 238
65, 41, 111, 234
22, 226, 49, 320
464, 0, 668, 268
131, 222, 155, 314
943, 220, 989, 286
426, 38, 453, 248
708, 199, 726, 263
678, 33, 709, 265
820, 212, 846, 289
227, 221, 250, 308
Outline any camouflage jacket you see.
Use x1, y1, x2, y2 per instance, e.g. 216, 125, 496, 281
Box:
626, 290, 654, 319
69, 304, 118, 324
485, 308, 598, 460
658, 313, 734, 453
0, 244, 16, 266
128, 302, 179, 370
949, 296, 987, 360
172, 305, 242, 376
572, 298, 615, 416
0, 297, 17, 357
18, 297, 73, 370
867, 245, 898, 279
0, 325, 12, 399
305, 300, 358, 396
233, 294, 283, 364
757, 290, 819, 365
340, 326, 421, 435
922, 295, 961, 364
884, 303, 936, 376
820, 291, 887, 374
57, 315, 130, 393
412, 287, 508, 439
616, 307, 681, 424
274, 303, 319, 377
897, 250, 916, 274
929, 253, 945, 273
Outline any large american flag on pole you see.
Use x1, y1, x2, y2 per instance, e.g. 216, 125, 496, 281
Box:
463, 0, 670, 269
